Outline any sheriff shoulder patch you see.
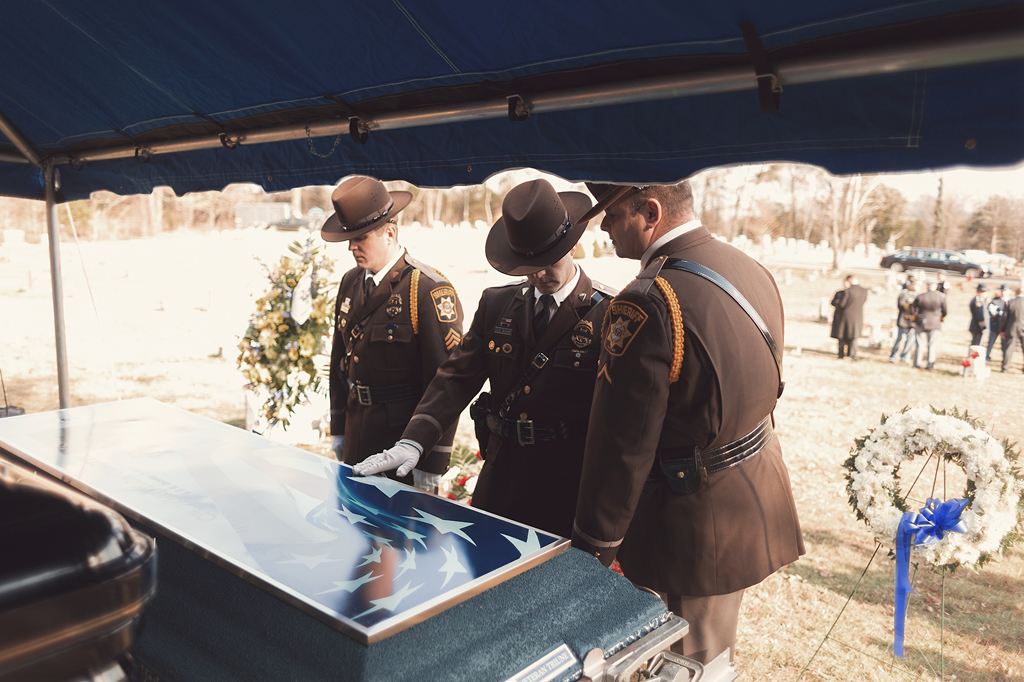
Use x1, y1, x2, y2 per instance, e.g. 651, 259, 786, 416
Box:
603, 301, 647, 356
430, 286, 459, 322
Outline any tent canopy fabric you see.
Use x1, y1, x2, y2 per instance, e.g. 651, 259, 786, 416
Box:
1, 0, 1023, 202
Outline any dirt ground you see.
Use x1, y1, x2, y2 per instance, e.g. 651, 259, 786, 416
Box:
2, 228, 1022, 680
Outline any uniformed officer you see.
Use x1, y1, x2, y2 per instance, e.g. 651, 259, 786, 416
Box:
353, 179, 616, 538
570, 181, 804, 664
322, 176, 463, 492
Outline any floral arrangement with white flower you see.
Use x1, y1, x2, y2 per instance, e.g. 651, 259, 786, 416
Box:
844, 406, 1023, 570
237, 236, 335, 428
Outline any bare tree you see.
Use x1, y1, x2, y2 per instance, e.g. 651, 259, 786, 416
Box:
822, 174, 881, 271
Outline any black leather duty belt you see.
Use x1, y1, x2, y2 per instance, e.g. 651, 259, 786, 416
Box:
484, 413, 587, 446
654, 416, 774, 479
347, 380, 417, 406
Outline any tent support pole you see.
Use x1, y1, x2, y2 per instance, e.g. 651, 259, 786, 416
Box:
44, 163, 71, 409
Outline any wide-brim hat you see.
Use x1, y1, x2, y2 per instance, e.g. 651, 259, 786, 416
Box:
578, 182, 642, 223
485, 180, 592, 276
977, 283, 988, 291
321, 176, 413, 242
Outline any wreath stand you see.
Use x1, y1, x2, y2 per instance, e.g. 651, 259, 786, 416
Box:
797, 452, 956, 681
796, 408, 1023, 681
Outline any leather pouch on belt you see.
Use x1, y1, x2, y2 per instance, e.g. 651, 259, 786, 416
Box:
659, 448, 706, 495
469, 392, 491, 458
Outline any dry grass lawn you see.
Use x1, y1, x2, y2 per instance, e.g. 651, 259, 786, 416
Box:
2, 231, 1022, 680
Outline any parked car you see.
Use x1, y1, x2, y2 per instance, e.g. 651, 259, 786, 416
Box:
879, 248, 992, 277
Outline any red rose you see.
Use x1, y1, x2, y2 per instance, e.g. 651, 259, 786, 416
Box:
475, 450, 483, 460
961, 360, 971, 367
457, 475, 471, 487
447, 492, 456, 500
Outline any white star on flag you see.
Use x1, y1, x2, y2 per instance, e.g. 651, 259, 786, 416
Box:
365, 532, 393, 548
354, 581, 422, 619
396, 548, 417, 578
404, 508, 476, 545
356, 546, 383, 567
390, 523, 428, 549
501, 529, 542, 558
280, 553, 338, 569
335, 504, 377, 528
348, 474, 406, 498
438, 544, 468, 588
317, 570, 381, 595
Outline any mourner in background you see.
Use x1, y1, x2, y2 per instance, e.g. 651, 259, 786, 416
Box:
985, 284, 1008, 362
889, 280, 917, 364
322, 176, 463, 492
910, 280, 947, 370
1001, 286, 1024, 373
968, 283, 990, 348
353, 179, 615, 538
570, 181, 804, 665
830, 275, 868, 361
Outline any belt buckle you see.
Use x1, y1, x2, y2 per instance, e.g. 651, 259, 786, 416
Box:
516, 419, 535, 446
355, 385, 372, 406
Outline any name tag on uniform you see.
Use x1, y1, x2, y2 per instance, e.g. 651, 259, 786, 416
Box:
493, 317, 514, 336
340, 297, 351, 314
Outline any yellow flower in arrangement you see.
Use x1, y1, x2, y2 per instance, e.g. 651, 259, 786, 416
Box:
237, 236, 335, 429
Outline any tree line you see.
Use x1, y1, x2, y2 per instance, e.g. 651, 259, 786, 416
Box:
1, 164, 1020, 269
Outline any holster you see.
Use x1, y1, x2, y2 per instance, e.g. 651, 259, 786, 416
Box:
469, 392, 491, 458
658, 447, 707, 496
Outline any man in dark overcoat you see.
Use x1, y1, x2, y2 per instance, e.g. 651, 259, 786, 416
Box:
570, 181, 804, 665
968, 283, 990, 347
353, 179, 615, 538
322, 176, 463, 492
910, 281, 947, 370
985, 285, 1007, 362
830, 275, 868, 360
1001, 286, 1024, 373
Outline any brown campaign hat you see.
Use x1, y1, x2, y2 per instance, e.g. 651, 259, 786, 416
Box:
577, 183, 640, 223
485, 179, 592, 276
320, 176, 413, 242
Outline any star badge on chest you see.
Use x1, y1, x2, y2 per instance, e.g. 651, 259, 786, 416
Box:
386, 293, 402, 317
571, 319, 594, 349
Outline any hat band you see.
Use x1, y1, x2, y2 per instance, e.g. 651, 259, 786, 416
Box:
343, 199, 395, 232
510, 210, 574, 259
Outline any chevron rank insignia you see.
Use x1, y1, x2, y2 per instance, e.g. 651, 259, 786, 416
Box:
431, 286, 458, 322
603, 302, 647, 356
445, 329, 462, 350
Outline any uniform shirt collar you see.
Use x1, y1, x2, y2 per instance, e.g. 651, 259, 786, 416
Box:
533, 263, 580, 306
365, 246, 406, 286
640, 219, 703, 269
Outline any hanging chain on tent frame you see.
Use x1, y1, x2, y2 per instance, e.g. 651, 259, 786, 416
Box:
306, 125, 343, 158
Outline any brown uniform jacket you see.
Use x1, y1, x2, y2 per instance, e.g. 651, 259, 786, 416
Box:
329, 252, 463, 476
572, 226, 804, 596
402, 269, 615, 538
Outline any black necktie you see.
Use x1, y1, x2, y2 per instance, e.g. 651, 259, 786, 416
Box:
363, 275, 375, 303
534, 294, 556, 338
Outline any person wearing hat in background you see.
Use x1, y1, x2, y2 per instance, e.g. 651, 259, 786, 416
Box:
322, 176, 463, 492
985, 284, 1008, 362
968, 282, 990, 348
570, 180, 803, 665
1001, 285, 1024, 373
910, 280, 947, 370
352, 178, 616, 538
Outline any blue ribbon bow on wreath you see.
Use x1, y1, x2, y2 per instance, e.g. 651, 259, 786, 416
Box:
894, 497, 969, 656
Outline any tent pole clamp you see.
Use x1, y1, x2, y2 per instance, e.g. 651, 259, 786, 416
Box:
134, 147, 152, 164
507, 94, 531, 121
349, 117, 368, 144
219, 133, 242, 149
740, 21, 781, 113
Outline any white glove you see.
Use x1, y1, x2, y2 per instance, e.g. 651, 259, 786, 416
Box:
413, 469, 443, 494
351, 439, 422, 478
331, 435, 345, 459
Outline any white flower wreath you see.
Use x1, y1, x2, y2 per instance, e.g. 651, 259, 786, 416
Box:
844, 407, 1023, 569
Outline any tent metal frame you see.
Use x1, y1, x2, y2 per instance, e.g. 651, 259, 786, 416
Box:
1, 26, 1022, 408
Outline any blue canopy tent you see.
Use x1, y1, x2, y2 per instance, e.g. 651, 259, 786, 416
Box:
2, 0, 1023, 402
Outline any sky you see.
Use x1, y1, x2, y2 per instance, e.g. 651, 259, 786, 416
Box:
871, 162, 1024, 209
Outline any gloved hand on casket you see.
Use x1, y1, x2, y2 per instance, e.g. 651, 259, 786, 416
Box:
351, 439, 422, 479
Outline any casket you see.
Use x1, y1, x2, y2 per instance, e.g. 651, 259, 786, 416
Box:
0, 399, 736, 682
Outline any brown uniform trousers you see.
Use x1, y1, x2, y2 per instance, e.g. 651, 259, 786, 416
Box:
572, 227, 804, 663
329, 253, 463, 478
402, 269, 614, 538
